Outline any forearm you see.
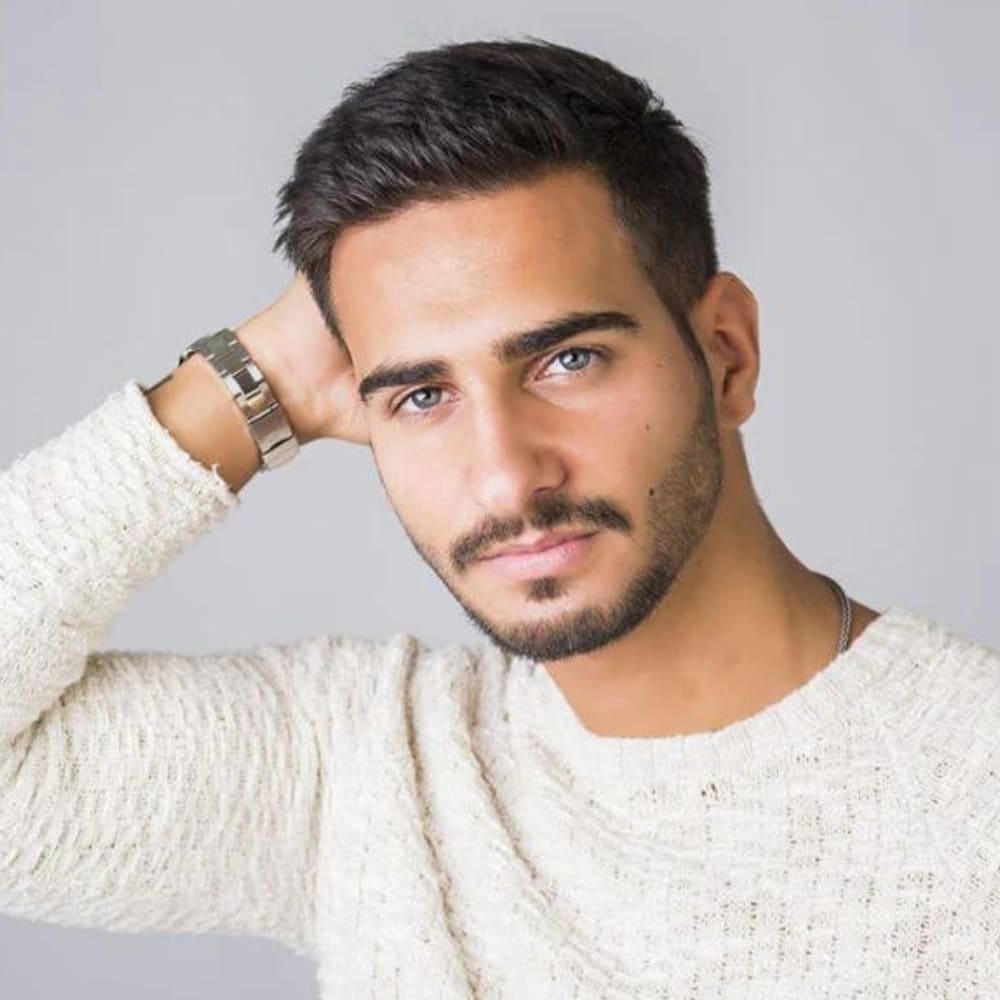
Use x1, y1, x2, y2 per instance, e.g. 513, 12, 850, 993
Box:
0, 379, 239, 740
145, 352, 261, 495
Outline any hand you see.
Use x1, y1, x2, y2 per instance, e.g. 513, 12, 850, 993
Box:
235, 271, 369, 446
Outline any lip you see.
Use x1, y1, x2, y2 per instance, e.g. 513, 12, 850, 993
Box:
479, 532, 598, 578
482, 531, 593, 559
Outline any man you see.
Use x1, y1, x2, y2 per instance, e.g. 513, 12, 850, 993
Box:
2, 35, 998, 999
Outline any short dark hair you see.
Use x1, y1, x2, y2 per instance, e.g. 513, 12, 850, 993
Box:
272, 35, 719, 366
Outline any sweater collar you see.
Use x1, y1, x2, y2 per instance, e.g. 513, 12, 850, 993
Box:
505, 604, 944, 796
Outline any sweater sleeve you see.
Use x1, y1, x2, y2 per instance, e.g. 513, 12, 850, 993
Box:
0, 379, 331, 959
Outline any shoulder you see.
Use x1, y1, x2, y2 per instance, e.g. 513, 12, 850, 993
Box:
303, 629, 509, 720
888, 607, 1000, 748
882, 607, 1000, 891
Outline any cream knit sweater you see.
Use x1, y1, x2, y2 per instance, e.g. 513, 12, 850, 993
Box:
2, 379, 999, 999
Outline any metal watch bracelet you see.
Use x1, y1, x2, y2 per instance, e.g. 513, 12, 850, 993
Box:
178, 327, 300, 471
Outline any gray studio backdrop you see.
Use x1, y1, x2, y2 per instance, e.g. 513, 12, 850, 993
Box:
2, 1, 998, 997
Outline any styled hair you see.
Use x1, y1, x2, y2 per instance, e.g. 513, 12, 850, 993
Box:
272, 35, 719, 366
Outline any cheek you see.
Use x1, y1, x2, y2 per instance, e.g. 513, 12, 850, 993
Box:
588, 371, 680, 476
375, 448, 455, 533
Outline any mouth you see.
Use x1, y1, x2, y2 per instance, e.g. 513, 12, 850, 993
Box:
479, 532, 598, 578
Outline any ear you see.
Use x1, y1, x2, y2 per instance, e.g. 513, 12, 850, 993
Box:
689, 272, 760, 431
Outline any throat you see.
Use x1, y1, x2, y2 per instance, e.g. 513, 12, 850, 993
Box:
546, 598, 881, 740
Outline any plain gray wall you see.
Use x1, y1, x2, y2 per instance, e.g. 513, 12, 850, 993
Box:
2, 1, 998, 996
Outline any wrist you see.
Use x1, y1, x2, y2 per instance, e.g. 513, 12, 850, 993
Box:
235, 317, 323, 446
147, 355, 262, 494
181, 327, 301, 467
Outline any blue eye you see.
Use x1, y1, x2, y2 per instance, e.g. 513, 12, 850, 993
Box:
549, 347, 597, 373
400, 387, 442, 412
392, 346, 606, 417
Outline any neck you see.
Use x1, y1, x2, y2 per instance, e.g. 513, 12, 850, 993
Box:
543, 474, 878, 738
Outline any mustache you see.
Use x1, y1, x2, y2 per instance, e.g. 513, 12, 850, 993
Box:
452, 495, 631, 571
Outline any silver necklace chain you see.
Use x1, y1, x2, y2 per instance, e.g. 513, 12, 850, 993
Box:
813, 572, 853, 654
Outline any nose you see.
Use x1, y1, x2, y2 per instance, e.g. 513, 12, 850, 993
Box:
464, 395, 568, 520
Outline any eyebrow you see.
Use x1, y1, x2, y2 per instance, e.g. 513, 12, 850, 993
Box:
357, 309, 642, 404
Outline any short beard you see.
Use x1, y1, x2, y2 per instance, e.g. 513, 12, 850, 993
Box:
423, 360, 724, 663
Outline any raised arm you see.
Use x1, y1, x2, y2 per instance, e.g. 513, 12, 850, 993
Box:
0, 272, 368, 957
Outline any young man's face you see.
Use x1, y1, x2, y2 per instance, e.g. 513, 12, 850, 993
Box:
330, 166, 725, 663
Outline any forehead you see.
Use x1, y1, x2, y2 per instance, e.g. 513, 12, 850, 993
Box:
328, 167, 647, 364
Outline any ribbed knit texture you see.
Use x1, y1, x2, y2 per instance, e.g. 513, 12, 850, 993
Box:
2, 380, 1000, 998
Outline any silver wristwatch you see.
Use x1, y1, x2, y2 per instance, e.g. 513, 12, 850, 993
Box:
178, 327, 300, 471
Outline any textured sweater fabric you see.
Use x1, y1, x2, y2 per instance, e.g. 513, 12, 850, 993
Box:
2, 380, 1000, 999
